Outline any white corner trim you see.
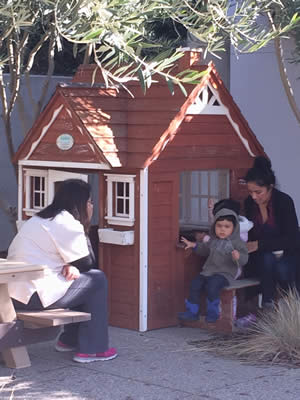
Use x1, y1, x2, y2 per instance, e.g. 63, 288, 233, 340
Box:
25, 104, 64, 160
19, 160, 111, 170
17, 165, 23, 221
139, 168, 148, 332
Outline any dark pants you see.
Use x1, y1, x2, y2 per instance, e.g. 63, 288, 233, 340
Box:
188, 273, 229, 304
245, 252, 297, 304
13, 269, 109, 354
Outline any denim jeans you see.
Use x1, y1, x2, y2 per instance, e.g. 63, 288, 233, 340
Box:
246, 252, 297, 304
188, 273, 229, 304
13, 269, 109, 354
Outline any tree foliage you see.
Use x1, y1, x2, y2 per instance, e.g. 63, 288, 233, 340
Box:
0, 0, 299, 232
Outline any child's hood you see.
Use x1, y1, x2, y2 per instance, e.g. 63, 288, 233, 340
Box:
210, 208, 240, 240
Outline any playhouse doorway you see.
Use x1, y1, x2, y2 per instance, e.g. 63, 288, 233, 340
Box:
179, 169, 229, 232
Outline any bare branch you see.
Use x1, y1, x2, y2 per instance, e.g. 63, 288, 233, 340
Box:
24, 31, 51, 112
34, 27, 56, 120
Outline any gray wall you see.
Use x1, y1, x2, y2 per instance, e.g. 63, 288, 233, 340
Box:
230, 39, 300, 217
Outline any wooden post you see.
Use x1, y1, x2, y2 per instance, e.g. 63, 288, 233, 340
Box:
0, 284, 31, 368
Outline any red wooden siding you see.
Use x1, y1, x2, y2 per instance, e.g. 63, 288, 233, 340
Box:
147, 172, 180, 329
100, 171, 141, 330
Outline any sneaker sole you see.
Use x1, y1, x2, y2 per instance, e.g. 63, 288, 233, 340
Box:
55, 344, 76, 352
73, 353, 118, 363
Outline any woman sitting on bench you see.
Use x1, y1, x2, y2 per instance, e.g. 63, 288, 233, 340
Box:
244, 156, 300, 309
7, 179, 117, 363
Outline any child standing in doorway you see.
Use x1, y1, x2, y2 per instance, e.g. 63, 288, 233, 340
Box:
178, 208, 249, 322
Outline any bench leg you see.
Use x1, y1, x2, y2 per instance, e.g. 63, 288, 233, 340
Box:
0, 284, 31, 368
2, 347, 31, 369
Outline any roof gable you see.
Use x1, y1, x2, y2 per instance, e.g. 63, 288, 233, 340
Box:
14, 89, 115, 168
144, 62, 265, 167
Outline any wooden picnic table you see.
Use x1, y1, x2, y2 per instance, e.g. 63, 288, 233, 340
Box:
0, 258, 45, 369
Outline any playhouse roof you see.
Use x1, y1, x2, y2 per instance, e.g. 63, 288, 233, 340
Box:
14, 52, 265, 169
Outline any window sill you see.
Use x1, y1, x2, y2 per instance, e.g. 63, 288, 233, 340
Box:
104, 216, 135, 227
23, 209, 40, 217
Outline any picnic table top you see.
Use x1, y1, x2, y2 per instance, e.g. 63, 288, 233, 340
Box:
0, 258, 45, 275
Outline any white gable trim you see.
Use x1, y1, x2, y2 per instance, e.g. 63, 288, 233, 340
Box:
224, 108, 256, 157
19, 160, 111, 170
24, 104, 64, 160
186, 82, 227, 115
186, 81, 256, 157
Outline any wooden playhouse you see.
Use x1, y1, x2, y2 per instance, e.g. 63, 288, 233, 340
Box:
13, 50, 266, 331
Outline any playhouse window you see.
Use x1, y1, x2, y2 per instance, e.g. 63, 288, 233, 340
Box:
24, 170, 48, 216
179, 169, 229, 228
105, 174, 135, 226
23, 169, 88, 217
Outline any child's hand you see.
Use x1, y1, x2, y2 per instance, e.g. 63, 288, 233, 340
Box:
232, 250, 240, 261
181, 236, 197, 250
207, 198, 215, 209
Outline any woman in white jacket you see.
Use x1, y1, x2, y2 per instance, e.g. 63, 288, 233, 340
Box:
7, 179, 117, 363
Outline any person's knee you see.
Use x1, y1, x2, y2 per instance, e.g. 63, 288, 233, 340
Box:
260, 253, 276, 273
206, 280, 224, 301
276, 262, 296, 285
84, 269, 107, 291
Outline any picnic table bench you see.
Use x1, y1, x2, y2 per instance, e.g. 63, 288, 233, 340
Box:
0, 259, 91, 369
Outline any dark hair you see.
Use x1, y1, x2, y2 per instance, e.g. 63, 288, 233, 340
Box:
215, 215, 236, 227
245, 156, 276, 187
37, 179, 91, 232
213, 198, 240, 216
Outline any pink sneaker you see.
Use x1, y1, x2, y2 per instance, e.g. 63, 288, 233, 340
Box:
55, 340, 76, 352
73, 347, 118, 363
235, 313, 257, 329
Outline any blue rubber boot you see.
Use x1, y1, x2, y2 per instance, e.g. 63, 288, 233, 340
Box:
178, 299, 199, 321
205, 299, 220, 323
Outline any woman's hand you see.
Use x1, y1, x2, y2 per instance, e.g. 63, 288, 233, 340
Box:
232, 250, 240, 261
181, 236, 197, 250
247, 241, 258, 253
62, 265, 80, 281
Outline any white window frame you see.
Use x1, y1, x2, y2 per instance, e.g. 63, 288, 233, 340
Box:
104, 174, 135, 226
24, 169, 48, 216
23, 169, 88, 216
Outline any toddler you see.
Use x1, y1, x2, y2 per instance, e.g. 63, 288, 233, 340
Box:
178, 208, 249, 323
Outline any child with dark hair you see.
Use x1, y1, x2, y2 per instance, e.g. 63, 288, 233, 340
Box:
179, 208, 248, 323
207, 198, 253, 242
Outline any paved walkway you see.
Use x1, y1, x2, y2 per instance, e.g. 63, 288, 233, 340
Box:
0, 326, 299, 400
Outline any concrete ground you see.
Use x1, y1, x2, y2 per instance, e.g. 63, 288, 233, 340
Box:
0, 326, 299, 400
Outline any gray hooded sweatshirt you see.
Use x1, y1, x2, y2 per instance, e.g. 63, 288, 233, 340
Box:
194, 208, 249, 284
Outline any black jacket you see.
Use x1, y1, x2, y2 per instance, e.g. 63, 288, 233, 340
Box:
244, 188, 300, 254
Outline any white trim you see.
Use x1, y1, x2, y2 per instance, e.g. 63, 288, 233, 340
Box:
186, 82, 227, 115
104, 174, 135, 226
224, 108, 256, 157
104, 216, 135, 226
24, 169, 48, 215
185, 82, 256, 157
25, 104, 64, 160
18, 165, 23, 221
19, 160, 111, 170
139, 168, 148, 332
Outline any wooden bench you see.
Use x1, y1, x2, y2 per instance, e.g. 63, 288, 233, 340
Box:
0, 259, 91, 368
179, 278, 260, 333
17, 309, 91, 329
